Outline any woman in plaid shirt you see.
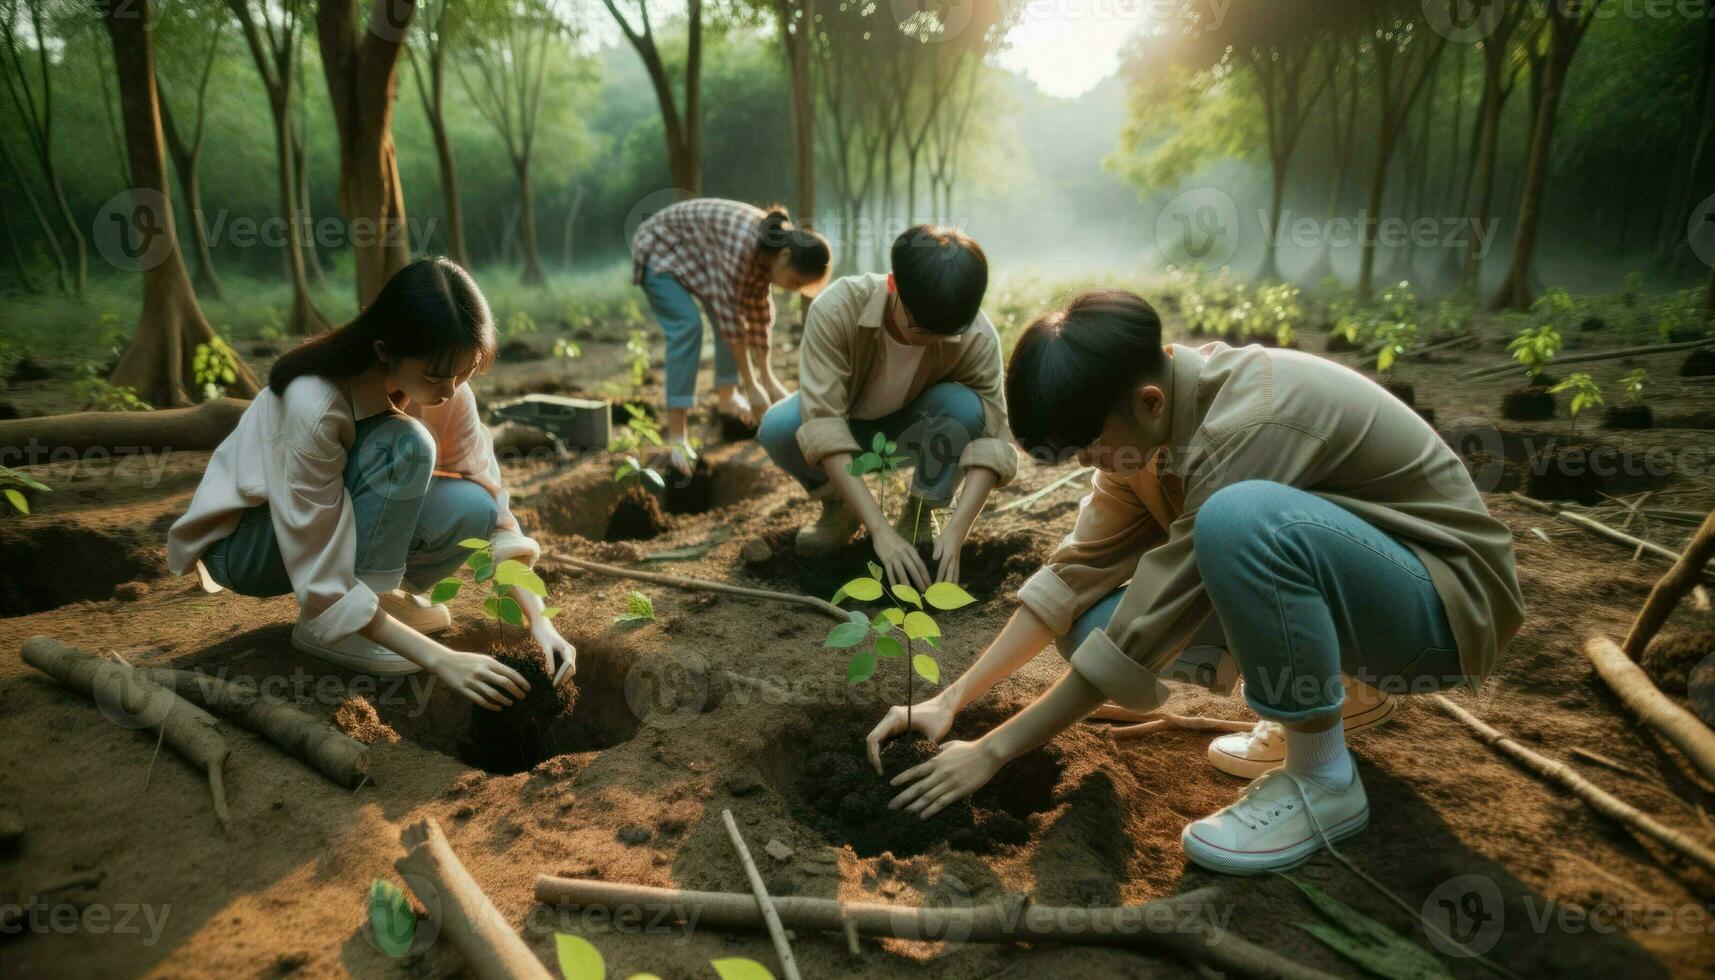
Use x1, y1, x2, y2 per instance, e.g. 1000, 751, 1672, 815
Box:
630, 198, 831, 472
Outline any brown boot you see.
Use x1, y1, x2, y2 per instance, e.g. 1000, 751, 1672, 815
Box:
796, 489, 863, 555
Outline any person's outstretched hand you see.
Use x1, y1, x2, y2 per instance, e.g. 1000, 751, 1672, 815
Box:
530, 616, 577, 687
864, 695, 956, 774
435, 650, 530, 711
887, 739, 1005, 819
932, 523, 966, 584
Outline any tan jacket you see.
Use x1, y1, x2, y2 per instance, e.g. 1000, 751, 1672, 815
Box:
796, 273, 1018, 485
1016, 342, 1524, 712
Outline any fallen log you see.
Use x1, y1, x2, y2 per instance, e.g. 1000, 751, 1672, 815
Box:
141, 668, 370, 789
540, 552, 847, 622
533, 876, 1330, 980
21, 636, 230, 832
1432, 694, 1715, 877
0, 397, 249, 463
1622, 506, 1715, 658
396, 818, 551, 980
1108, 714, 1256, 739
1458, 338, 1714, 382
1583, 636, 1715, 785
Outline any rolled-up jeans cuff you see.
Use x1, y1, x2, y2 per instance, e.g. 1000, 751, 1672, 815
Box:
356, 568, 404, 595
665, 395, 696, 409
1242, 687, 1346, 725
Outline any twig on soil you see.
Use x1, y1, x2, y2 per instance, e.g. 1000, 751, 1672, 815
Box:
1583, 636, 1715, 785
997, 467, 1094, 514
396, 818, 551, 980
21, 636, 231, 833
1104, 714, 1255, 739
719, 810, 802, 980
539, 551, 848, 622
1432, 694, 1715, 877
533, 877, 1330, 980
1619, 506, 1715, 658
1507, 494, 1715, 579
1457, 338, 1714, 381
140, 668, 371, 789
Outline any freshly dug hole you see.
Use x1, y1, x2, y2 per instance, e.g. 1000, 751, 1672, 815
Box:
661, 456, 765, 516
747, 527, 1044, 601
1503, 386, 1556, 421
464, 645, 579, 774
0, 520, 162, 615
607, 486, 669, 541
771, 705, 1065, 858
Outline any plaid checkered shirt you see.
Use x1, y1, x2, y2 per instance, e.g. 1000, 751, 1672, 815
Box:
631, 198, 776, 352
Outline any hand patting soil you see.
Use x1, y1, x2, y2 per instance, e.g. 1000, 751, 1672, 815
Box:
463, 643, 579, 775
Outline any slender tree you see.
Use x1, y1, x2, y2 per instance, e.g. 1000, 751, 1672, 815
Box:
156, 4, 228, 299
600, 0, 703, 194
0, 0, 84, 297
1354, 7, 1446, 299
406, 0, 469, 267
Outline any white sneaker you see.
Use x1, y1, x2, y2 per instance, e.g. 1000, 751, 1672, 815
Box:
1181, 768, 1369, 875
290, 619, 422, 676
379, 588, 452, 634
1207, 683, 1399, 779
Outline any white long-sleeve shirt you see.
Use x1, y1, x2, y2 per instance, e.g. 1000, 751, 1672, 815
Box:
166, 374, 536, 647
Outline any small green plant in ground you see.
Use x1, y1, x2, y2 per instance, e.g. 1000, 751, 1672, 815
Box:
553, 336, 583, 361
1531, 286, 1578, 334
1, 465, 49, 515
1507, 324, 1562, 383
824, 562, 975, 732
192, 337, 239, 401
1622, 270, 1644, 308
610, 403, 684, 490
430, 537, 557, 643
614, 590, 655, 626
847, 431, 911, 523
1373, 319, 1419, 376
1431, 298, 1471, 338
1549, 372, 1604, 434
555, 932, 772, 979
74, 362, 151, 412
506, 309, 539, 337
1620, 367, 1647, 404
625, 329, 650, 389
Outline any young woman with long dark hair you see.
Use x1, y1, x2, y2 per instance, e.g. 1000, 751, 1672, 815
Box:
167, 258, 574, 709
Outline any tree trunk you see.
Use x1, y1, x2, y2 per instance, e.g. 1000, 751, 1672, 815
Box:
157, 94, 222, 299
0, 189, 39, 293
0, 135, 68, 294
317, 0, 416, 309
1357, 118, 1397, 300
1489, 19, 1579, 311
780, 0, 815, 223
272, 103, 329, 334
37, 142, 85, 300
100, 0, 260, 407
427, 100, 466, 267
294, 125, 328, 289
515, 156, 544, 285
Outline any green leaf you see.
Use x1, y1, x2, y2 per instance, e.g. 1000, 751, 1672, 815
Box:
824, 622, 869, 648
891, 583, 922, 607
871, 616, 894, 633
624, 591, 654, 620
495, 560, 530, 585
887, 455, 910, 467
879, 607, 905, 626
644, 468, 666, 489
458, 538, 492, 550
902, 611, 940, 641
875, 636, 905, 659
884, 440, 897, 454
4, 488, 27, 514
922, 634, 942, 650
1286, 877, 1452, 980
867, 560, 884, 580
872, 432, 887, 453
1376, 346, 1395, 373
710, 958, 776, 980
466, 548, 493, 570
830, 587, 846, 605
484, 595, 502, 620
498, 597, 525, 627
847, 651, 877, 684
429, 577, 462, 604
924, 582, 976, 610
542, 606, 561, 619
367, 879, 416, 958
475, 561, 495, 583
912, 654, 940, 685
554, 932, 606, 980
841, 577, 884, 602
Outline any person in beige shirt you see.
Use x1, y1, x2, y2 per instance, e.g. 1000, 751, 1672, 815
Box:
872, 288, 1523, 875
757, 226, 1018, 588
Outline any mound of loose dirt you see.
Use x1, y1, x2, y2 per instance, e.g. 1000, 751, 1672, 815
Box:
1680, 347, 1715, 377
1502, 385, 1556, 421
332, 696, 400, 744
1642, 629, 1715, 695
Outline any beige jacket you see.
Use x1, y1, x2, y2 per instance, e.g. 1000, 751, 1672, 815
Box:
166, 376, 536, 648
1016, 342, 1524, 712
796, 273, 1018, 485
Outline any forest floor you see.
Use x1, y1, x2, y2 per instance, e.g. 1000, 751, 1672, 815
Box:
3, 308, 1715, 978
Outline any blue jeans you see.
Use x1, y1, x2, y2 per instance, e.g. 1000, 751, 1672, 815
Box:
1190, 480, 1463, 723
641, 266, 738, 410
201, 412, 500, 598
1064, 588, 1234, 692
758, 382, 985, 505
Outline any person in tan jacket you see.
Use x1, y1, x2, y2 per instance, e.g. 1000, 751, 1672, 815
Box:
872, 288, 1524, 875
758, 226, 1018, 588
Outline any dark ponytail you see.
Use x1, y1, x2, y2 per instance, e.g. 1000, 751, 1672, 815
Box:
754, 204, 832, 283
268, 257, 496, 396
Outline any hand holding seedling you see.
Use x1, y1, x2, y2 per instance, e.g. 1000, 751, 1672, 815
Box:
865, 697, 955, 774
887, 738, 1005, 819
430, 538, 574, 693
436, 650, 531, 712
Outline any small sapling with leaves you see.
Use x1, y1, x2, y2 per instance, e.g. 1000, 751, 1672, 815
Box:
613, 590, 656, 626
430, 538, 559, 645
2, 465, 49, 515
823, 561, 974, 732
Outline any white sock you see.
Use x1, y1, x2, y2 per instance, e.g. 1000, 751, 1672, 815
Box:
1284, 718, 1355, 789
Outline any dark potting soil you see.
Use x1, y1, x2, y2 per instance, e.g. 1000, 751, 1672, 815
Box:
663, 456, 716, 515
718, 413, 760, 444
1524, 445, 1610, 505
606, 485, 669, 541
790, 713, 1063, 858
1682, 347, 1715, 377
1579, 316, 1608, 332
462, 647, 580, 775
747, 526, 1044, 602
1602, 405, 1654, 430
1324, 332, 1361, 353
1502, 386, 1557, 421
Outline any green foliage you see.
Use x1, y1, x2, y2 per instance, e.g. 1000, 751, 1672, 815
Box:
507, 309, 540, 337
433, 537, 553, 641
1286, 877, 1452, 980
1, 465, 50, 515
0, 336, 19, 388
74, 362, 151, 412
367, 879, 417, 959
1431, 298, 1471, 338
824, 562, 975, 725
614, 590, 655, 625
1507, 324, 1563, 381
1549, 372, 1604, 431
1621, 271, 1644, 308
1619, 367, 1647, 404
553, 337, 583, 361
192, 337, 239, 401
1372, 319, 1418, 376
625, 329, 651, 389
1167, 267, 1306, 346
847, 431, 912, 523
609, 403, 681, 489
552, 930, 774, 980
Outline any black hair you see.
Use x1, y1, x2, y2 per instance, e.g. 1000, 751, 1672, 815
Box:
890, 224, 987, 336
1006, 288, 1168, 460
755, 205, 832, 283
268, 257, 496, 395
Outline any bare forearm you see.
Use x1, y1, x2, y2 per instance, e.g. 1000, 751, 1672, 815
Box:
944, 467, 997, 542
359, 610, 448, 671
940, 605, 1054, 712
980, 667, 1105, 763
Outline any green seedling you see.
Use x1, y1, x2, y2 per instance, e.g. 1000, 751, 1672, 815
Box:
430, 537, 558, 643
555, 932, 773, 979
625, 329, 650, 389
609, 403, 687, 490
1, 464, 49, 515
192, 337, 239, 401
507, 309, 540, 337
824, 562, 975, 732
848, 430, 911, 523
1507, 324, 1562, 384
613, 590, 655, 626
1620, 367, 1647, 404
1549, 372, 1604, 434
1373, 319, 1418, 376
74, 362, 151, 412
553, 337, 583, 361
